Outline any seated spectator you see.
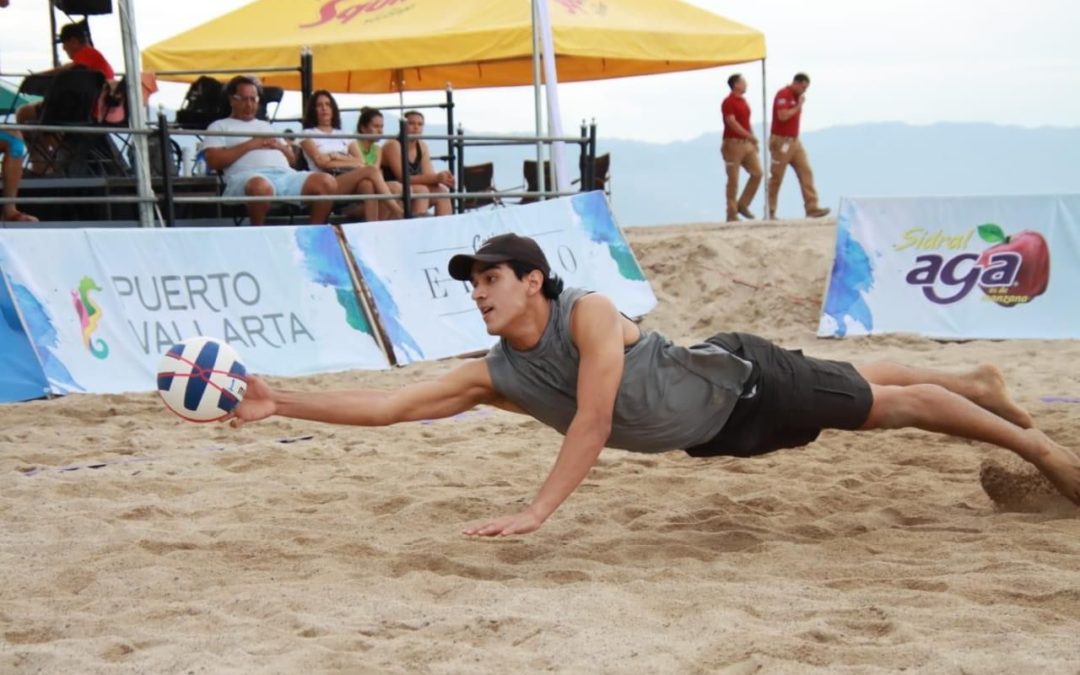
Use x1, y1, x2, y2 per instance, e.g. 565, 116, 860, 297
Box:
299, 91, 403, 221
0, 129, 38, 222
380, 110, 453, 216
356, 107, 407, 221
204, 76, 335, 226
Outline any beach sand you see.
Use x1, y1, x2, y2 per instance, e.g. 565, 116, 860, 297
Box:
2, 220, 1079, 673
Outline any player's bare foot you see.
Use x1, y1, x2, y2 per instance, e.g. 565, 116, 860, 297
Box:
970, 364, 1033, 429
981, 432, 1080, 511
1031, 432, 1080, 505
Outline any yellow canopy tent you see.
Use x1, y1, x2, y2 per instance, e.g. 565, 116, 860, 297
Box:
141, 0, 766, 92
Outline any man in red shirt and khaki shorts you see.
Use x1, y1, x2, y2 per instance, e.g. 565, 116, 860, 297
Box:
720, 73, 762, 222
768, 73, 830, 220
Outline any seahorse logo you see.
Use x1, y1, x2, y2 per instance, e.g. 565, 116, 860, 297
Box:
72, 276, 109, 360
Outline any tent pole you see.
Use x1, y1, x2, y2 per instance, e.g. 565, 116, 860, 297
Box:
760, 58, 769, 220
119, 0, 157, 228
531, 0, 545, 198
536, 0, 568, 192
48, 2, 60, 68
300, 48, 313, 113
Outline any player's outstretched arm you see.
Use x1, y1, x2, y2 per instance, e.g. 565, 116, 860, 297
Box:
229, 359, 497, 428
465, 294, 626, 537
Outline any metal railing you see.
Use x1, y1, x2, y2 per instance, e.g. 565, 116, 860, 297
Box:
1, 116, 599, 226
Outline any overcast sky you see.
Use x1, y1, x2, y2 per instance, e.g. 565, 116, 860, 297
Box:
2, 0, 1077, 142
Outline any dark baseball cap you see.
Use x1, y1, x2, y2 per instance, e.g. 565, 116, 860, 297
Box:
57, 23, 87, 43
448, 233, 551, 281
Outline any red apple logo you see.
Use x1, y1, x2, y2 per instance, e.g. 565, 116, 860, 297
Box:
976, 224, 1050, 307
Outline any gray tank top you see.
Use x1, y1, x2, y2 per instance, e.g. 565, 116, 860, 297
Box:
485, 287, 753, 453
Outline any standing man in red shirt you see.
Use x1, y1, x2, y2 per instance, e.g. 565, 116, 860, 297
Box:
720, 73, 762, 221
767, 73, 830, 220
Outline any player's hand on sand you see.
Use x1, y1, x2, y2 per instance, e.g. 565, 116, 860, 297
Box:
464, 509, 545, 537
228, 375, 277, 428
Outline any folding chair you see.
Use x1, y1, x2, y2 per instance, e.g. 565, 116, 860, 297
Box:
258, 86, 284, 122
584, 152, 611, 195
29, 67, 126, 177
174, 76, 227, 131
459, 162, 502, 211
517, 153, 611, 204
520, 159, 554, 205
129, 135, 182, 177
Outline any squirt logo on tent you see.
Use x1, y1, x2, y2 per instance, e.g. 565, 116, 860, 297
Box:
300, 0, 412, 29
71, 276, 109, 360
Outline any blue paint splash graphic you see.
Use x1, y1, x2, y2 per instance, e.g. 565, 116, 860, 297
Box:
294, 227, 373, 336
351, 246, 424, 362
822, 214, 874, 336
13, 283, 83, 392
570, 192, 645, 281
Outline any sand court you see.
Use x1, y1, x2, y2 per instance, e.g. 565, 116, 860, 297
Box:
2, 220, 1079, 673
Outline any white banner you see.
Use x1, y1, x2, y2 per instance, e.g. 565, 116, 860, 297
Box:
342, 192, 656, 364
0, 226, 388, 395
819, 195, 1080, 339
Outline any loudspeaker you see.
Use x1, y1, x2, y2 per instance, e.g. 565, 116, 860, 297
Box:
54, 0, 113, 15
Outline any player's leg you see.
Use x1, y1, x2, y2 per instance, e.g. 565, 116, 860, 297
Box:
856, 361, 1032, 429
862, 383, 1080, 505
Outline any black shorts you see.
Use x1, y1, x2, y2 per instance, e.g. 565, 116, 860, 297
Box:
684, 332, 873, 458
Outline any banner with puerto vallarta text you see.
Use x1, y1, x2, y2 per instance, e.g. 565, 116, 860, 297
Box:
341, 192, 656, 364
819, 195, 1080, 340
0, 226, 388, 396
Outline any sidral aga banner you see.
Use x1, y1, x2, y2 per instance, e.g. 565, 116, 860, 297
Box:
0, 226, 389, 398
819, 195, 1080, 340
342, 192, 657, 364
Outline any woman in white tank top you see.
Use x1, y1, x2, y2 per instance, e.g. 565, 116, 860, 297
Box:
300, 91, 404, 221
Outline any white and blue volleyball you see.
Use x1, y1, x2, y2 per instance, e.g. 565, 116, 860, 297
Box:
157, 337, 247, 423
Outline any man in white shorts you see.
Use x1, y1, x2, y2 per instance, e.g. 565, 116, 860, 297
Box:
204, 76, 336, 225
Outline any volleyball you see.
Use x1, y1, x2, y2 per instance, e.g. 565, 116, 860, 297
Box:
156, 337, 247, 423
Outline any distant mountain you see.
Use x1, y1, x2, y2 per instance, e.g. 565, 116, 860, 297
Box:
184, 112, 1078, 227
441, 122, 1080, 226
